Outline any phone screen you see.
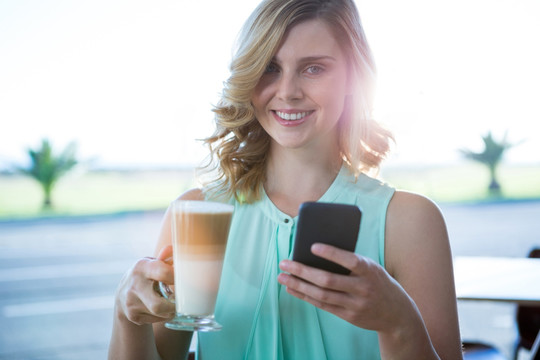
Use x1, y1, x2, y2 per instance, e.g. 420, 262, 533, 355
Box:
291, 202, 361, 274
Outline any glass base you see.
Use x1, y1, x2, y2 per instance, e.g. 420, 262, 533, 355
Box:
165, 314, 222, 332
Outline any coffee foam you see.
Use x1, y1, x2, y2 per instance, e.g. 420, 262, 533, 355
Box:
172, 200, 234, 215
172, 204, 233, 256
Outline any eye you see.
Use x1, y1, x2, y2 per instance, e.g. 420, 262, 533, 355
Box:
264, 62, 280, 73
305, 65, 324, 75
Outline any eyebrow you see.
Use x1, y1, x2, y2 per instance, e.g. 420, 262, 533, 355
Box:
271, 55, 337, 63
300, 55, 337, 62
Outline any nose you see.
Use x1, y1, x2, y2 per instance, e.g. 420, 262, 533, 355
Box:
276, 72, 303, 101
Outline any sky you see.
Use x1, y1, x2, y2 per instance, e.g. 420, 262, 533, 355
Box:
1, 0, 539, 170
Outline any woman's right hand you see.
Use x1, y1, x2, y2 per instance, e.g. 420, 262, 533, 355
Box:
115, 245, 175, 325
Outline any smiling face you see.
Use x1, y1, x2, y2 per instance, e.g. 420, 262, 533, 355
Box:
251, 19, 350, 155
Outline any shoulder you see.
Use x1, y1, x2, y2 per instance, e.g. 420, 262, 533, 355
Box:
387, 190, 445, 228
177, 188, 205, 201
385, 190, 449, 277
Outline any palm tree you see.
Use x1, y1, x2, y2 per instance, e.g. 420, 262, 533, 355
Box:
17, 139, 78, 209
459, 131, 517, 196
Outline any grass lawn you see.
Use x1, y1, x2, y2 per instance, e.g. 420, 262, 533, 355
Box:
380, 163, 540, 203
0, 168, 198, 219
0, 164, 538, 219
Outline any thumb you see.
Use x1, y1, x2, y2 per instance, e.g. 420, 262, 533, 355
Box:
157, 245, 173, 262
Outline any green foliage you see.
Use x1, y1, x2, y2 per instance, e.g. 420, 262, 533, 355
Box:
459, 131, 519, 196
16, 139, 78, 209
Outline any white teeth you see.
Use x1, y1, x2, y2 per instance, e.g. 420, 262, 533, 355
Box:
276, 111, 309, 121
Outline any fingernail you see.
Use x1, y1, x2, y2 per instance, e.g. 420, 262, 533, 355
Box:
279, 260, 290, 271
311, 243, 323, 254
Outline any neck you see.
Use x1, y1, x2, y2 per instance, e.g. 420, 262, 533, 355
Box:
264, 141, 342, 217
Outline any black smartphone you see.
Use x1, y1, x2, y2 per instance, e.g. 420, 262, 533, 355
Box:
292, 202, 362, 275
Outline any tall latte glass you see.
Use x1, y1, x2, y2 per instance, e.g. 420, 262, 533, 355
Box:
159, 200, 233, 332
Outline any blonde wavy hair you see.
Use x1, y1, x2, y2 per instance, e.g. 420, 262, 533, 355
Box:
201, 0, 393, 203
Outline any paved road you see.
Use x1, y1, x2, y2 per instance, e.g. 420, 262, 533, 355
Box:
0, 201, 539, 359
0, 212, 159, 360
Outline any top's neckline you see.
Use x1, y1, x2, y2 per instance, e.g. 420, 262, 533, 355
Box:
260, 165, 349, 223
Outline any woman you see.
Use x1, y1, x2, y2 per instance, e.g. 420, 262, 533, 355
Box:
109, 0, 463, 359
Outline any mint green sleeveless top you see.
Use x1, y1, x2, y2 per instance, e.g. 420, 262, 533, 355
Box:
198, 167, 395, 360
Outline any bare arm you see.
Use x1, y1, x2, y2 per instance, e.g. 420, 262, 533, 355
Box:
382, 191, 462, 359
108, 188, 203, 360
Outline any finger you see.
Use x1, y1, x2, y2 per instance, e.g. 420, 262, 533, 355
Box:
286, 286, 345, 315
128, 313, 173, 326
279, 260, 349, 291
125, 297, 175, 325
151, 260, 174, 285
157, 245, 173, 262
145, 294, 176, 319
311, 243, 368, 274
133, 257, 174, 285
278, 272, 348, 308
120, 280, 175, 325
136, 293, 175, 321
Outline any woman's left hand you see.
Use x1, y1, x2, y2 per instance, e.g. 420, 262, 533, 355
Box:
277, 242, 418, 333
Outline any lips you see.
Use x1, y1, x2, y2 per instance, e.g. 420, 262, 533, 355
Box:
272, 110, 314, 126
275, 110, 311, 121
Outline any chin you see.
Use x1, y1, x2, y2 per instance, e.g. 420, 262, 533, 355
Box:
272, 136, 312, 150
